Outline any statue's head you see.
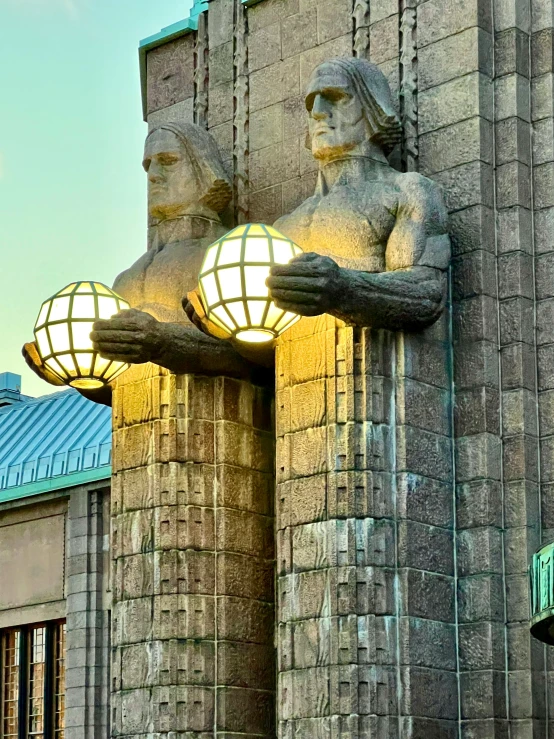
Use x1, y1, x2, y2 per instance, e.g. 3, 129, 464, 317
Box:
143, 122, 232, 220
305, 58, 402, 162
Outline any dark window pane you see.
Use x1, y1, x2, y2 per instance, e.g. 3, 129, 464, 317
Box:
54, 624, 66, 739
28, 627, 46, 739
2, 629, 20, 739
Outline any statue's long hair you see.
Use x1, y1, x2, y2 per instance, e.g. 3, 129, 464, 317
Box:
306, 57, 403, 157
147, 122, 232, 214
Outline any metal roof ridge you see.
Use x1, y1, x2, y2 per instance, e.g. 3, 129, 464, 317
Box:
0, 388, 73, 416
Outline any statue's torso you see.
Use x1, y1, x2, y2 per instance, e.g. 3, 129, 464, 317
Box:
114, 231, 223, 323
276, 174, 400, 272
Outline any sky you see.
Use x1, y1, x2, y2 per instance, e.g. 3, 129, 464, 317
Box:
0, 0, 194, 397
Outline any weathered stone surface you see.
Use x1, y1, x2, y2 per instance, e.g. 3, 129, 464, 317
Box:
57, 1, 554, 735
146, 36, 195, 115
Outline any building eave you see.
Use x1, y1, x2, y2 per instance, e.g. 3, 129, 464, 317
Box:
0, 465, 111, 505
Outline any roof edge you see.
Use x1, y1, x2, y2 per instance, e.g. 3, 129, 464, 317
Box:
0, 466, 111, 505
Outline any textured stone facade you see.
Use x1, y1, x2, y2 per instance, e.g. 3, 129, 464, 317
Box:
137, 0, 554, 736
110, 365, 274, 738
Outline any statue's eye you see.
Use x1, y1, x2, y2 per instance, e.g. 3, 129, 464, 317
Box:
326, 89, 350, 103
159, 154, 180, 166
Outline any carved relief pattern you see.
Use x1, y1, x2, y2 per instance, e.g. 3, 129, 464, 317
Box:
352, 0, 370, 59
233, 0, 249, 224
194, 11, 209, 128
276, 319, 399, 737
399, 1, 418, 171
111, 366, 275, 738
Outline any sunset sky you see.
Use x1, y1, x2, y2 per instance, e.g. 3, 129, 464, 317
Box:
0, 0, 193, 396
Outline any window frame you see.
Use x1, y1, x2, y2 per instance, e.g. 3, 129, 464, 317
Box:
0, 621, 65, 739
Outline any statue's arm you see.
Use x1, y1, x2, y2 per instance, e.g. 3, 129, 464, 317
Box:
268, 173, 450, 332
332, 174, 450, 331
149, 321, 271, 380
330, 265, 447, 331
91, 309, 272, 383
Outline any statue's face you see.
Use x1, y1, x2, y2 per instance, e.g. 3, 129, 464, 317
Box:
143, 129, 198, 219
306, 64, 368, 161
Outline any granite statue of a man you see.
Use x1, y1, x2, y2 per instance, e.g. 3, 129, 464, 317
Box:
23, 123, 276, 737
23, 121, 258, 401
187, 57, 451, 736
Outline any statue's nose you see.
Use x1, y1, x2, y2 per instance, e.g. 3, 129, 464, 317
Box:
311, 95, 330, 120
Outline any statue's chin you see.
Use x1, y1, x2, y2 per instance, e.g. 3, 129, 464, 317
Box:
312, 141, 360, 163
149, 203, 187, 220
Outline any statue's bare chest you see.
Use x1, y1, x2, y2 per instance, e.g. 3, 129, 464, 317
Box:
115, 242, 206, 322
277, 185, 398, 272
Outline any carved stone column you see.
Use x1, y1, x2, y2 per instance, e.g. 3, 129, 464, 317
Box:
110, 364, 275, 739
276, 317, 400, 738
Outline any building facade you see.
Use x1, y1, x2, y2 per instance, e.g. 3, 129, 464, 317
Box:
4, 0, 554, 737
0, 374, 111, 739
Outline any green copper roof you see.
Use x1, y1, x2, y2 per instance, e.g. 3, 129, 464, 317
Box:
0, 389, 111, 504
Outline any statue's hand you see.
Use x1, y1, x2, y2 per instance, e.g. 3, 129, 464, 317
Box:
22, 342, 66, 387
267, 252, 342, 316
182, 289, 233, 341
90, 308, 164, 364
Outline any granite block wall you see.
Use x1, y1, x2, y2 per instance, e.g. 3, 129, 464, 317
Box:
138, 0, 554, 736
110, 365, 275, 738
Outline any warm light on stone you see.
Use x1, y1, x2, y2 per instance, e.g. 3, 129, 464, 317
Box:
34, 282, 130, 389
198, 223, 303, 343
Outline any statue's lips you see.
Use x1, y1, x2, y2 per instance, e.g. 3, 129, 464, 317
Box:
313, 126, 334, 137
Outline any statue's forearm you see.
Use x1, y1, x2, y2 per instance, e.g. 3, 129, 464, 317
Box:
152, 323, 268, 380
331, 267, 446, 331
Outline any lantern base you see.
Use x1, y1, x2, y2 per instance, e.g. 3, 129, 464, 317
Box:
70, 378, 105, 390
235, 329, 275, 343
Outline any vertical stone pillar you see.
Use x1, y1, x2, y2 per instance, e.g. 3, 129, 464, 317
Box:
66, 487, 111, 739
110, 365, 275, 739
276, 319, 400, 737
532, 0, 554, 733
495, 0, 546, 733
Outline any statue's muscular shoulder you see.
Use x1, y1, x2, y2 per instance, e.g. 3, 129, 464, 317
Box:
392, 171, 449, 236
112, 251, 154, 306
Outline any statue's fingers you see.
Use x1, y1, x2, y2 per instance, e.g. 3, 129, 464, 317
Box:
94, 342, 142, 357
273, 300, 322, 317
267, 275, 323, 292
97, 352, 142, 364
90, 330, 141, 343
270, 262, 321, 277
182, 299, 201, 327
270, 289, 321, 305
23, 341, 41, 367
291, 252, 320, 262
93, 313, 144, 331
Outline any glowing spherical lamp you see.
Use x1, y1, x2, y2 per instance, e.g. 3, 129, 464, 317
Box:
198, 224, 303, 343
34, 281, 131, 390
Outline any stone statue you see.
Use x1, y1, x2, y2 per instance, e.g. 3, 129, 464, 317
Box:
23, 121, 258, 403
25, 122, 277, 737
186, 56, 451, 736
267, 57, 449, 329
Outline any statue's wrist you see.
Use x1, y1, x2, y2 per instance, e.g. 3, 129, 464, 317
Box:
329, 266, 348, 312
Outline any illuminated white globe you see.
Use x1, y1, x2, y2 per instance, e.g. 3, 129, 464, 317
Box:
34, 281, 131, 390
198, 224, 303, 343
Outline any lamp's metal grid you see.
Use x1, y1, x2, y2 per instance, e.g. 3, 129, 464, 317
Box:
198, 223, 303, 343
34, 281, 130, 389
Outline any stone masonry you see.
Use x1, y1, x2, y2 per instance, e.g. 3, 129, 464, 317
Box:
110, 365, 274, 738
135, 0, 554, 736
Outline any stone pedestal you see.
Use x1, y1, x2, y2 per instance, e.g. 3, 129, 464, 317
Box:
276, 315, 455, 738
110, 365, 275, 739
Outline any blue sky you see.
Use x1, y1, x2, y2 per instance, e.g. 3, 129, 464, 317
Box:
0, 0, 193, 397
